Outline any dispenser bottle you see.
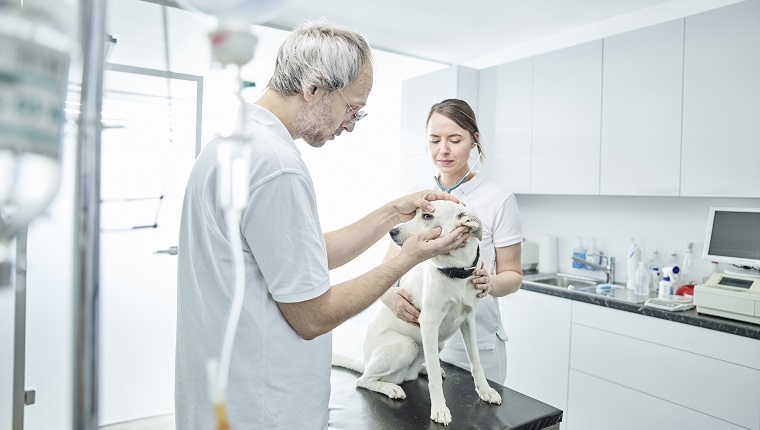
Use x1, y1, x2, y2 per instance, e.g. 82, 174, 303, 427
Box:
634, 261, 651, 297
667, 251, 680, 284
658, 266, 680, 299
626, 238, 642, 290
647, 249, 663, 292
680, 242, 695, 284
572, 237, 587, 269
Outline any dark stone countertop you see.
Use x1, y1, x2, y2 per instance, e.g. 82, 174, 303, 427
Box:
329, 361, 563, 430
519, 279, 760, 341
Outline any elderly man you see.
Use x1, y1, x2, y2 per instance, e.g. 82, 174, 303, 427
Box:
175, 20, 467, 429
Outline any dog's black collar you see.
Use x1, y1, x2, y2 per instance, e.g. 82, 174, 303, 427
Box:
437, 247, 480, 279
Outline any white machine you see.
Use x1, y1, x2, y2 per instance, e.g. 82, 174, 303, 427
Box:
694, 207, 760, 325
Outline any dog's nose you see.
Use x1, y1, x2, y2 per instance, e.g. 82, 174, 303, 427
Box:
389, 228, 399, 238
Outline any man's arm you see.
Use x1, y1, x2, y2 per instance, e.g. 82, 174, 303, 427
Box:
323, 190, 459, 269
279, 224, 468, 340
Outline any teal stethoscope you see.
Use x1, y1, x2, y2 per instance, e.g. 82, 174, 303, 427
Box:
429, 144, 483, 193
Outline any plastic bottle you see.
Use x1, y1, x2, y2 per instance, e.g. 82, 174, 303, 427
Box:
634, 261, 651, 297
585, 237, 601, 270
658, 266, 680, 299
667, 251, 680, 283
626, 238, 642, 290
647, 249, 663, 293
680, 242, 695, 284
571, 236, 587, 269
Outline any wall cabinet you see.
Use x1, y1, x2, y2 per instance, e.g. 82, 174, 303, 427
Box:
600, 19, 684, 196
531, 41, 602, 195
681, 0, 760, 198
464, 1, 760, 197
500, 289, 571, 426
480, 59, 533, 194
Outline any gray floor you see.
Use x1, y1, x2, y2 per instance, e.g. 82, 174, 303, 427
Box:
99, 414, 174, 430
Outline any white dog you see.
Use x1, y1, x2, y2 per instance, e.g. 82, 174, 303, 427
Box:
333, 200, 502, 425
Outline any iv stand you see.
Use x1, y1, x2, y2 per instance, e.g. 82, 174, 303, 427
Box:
73, 0, 107, 429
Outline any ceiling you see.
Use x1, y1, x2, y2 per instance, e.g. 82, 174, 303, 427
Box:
261, 0, 744, 68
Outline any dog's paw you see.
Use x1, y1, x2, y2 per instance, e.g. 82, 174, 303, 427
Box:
385, 385, 406, 400
477, 386, 502, 404
430, 406, 452, 425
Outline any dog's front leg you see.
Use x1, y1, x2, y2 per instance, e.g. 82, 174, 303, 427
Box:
460, 317, 502, 405
420, 319, 451, 425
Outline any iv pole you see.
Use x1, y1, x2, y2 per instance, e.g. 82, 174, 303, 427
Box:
73, 0, 106, 428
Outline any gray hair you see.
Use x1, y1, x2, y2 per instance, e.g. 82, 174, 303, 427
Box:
267, 19, 373, 95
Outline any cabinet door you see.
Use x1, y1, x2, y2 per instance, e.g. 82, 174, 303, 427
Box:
484, 59, 533, 194
681, 0, 760, 197
600, 20, 684, 196
501, 289, 571, 417
531, 41, 602, 195
566, 370, 746, 430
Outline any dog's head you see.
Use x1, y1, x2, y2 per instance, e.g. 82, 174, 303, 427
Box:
389, 200, 482, 252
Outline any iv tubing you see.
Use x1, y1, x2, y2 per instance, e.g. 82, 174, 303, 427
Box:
219, 207, 245, 400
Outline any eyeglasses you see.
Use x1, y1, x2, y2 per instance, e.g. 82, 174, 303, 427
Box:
337, 89, 368, 124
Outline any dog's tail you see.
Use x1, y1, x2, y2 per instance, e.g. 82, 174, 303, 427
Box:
331, 352, 364, 373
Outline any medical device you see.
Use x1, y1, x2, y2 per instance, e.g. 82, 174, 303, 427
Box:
175, 1, 285, 428
694, 207, 760, 325
0, 1, 75, 286
427, 145, 483, 193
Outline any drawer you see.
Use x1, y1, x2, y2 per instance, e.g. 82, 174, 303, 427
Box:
570, 323, 760, 429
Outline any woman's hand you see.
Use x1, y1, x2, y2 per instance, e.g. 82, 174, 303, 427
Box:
471, 262, 492, 298
381, 286, 420, 327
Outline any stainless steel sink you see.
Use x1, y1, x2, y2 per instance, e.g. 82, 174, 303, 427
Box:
523, 273, 599, 289
523, 273, 650, 304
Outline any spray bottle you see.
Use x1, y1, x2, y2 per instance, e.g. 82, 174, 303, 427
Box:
626, 238, 642, 290
658, 266, 680, 299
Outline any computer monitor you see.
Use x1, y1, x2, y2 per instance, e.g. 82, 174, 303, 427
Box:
703, 207, 760, 277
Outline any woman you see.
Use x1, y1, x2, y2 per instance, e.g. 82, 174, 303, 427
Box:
382, 98, 523, 384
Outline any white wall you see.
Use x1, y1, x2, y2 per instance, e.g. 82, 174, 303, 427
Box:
515, 194, 760, 284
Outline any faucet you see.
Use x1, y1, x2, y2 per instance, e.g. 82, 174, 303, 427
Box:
571, 255, 616, 284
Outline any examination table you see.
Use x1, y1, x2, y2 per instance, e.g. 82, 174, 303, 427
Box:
329, 361, 563, 429
100, 362, 562, 429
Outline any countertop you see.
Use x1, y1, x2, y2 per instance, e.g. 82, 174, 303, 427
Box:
329, 361, 563, 430
520, 274, 760, 341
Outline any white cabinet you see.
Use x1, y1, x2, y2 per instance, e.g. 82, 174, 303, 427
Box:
600, 20, 684, 196
681, 0, 760, 198
400, 66, 479, 190
567, 302, 760, 430
500, 289, 571, 420
531, 40, 602, 195
566, 370, 746, 430
480, 59, 533, 194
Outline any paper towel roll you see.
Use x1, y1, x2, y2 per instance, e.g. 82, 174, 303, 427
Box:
538, 235, 558, 273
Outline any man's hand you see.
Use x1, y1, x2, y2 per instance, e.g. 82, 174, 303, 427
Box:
398, 225, 469, 262
381, 287, 420, 327
392, 190, 461, 224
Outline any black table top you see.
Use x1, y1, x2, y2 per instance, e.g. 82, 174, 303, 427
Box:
328, 362, 563, 430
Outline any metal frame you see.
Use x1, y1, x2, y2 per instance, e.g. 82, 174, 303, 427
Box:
11, 228, 28, 430
104, 63, 204, 155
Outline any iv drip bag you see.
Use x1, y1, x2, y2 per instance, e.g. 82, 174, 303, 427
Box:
0, 6, 73, 243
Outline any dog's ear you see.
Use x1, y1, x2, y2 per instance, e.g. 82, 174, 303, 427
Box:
459, 214, 482, 241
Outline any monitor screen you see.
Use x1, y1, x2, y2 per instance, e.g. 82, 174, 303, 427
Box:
703, 207, 760, 269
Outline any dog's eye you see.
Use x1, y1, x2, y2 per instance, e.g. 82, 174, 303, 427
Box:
422, 213, 434, 220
